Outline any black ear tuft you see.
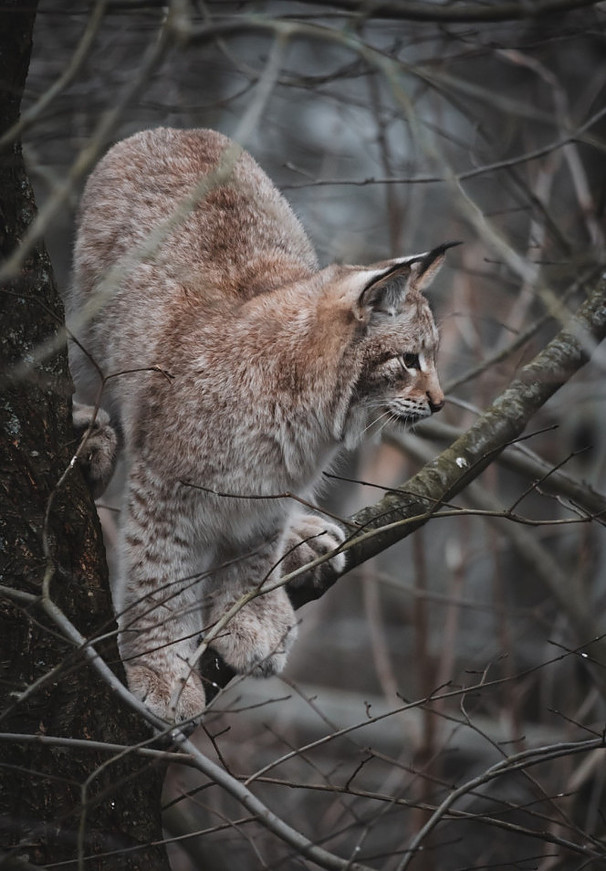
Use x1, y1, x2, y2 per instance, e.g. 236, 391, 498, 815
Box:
417, 241, 462, 277
407, 240, 461, 292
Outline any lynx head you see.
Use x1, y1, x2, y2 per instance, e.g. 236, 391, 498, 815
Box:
319, 242, 456, 446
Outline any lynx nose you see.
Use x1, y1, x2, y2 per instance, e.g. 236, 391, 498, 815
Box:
428, 393, 444, 413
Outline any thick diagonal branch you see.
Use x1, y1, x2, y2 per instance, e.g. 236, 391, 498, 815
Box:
340, 279, 606, 573
202, 279, 606, 698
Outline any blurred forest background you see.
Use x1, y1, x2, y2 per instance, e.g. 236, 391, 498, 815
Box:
3, 1, 606, 869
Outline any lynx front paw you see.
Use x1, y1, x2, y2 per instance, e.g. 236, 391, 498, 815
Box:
282, 513, 347, 586
125, 662, 207, 725
73, 403, 117, 498
210, 591, 297, 678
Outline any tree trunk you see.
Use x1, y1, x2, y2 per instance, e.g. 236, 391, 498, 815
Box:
0, 3, 170, 868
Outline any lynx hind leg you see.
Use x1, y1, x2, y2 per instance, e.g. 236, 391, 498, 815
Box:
72, 401, 118, 498
282, 512, 347, 587
116, 474, 209, 724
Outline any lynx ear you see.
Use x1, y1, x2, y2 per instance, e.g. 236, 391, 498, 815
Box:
356, 241, 461, 319
357, 263, 413, 318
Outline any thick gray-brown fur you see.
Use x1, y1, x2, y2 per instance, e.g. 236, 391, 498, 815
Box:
68, 128, 447, 723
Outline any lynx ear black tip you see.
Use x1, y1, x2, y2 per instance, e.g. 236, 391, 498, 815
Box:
433, 240, 463, 256
418, 241, 463, 274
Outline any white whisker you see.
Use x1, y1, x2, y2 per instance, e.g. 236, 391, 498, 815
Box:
361, 409, 392, 436
376, 411, 399, 438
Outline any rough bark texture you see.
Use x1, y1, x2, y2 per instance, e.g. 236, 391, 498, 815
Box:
0, 3, 170, 869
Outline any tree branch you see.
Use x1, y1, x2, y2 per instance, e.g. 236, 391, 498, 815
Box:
109, 0, 602, 24
201, 277, 606, 697
291, 0, 602, 23
341, 278, 606, 573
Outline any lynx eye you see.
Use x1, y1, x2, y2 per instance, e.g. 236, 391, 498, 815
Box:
401, 353, 420, 370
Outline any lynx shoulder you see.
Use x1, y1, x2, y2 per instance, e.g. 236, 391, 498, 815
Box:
68, 127, 452, 724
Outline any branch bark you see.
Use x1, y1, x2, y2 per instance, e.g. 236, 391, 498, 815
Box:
396, 418, 606, 523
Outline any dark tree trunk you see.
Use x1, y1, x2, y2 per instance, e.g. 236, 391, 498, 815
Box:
0, 4, 170, 869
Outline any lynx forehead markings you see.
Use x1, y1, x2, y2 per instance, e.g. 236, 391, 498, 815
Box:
67, 127, 453, 724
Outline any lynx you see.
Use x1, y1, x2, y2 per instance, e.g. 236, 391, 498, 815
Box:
68, 127, 450, 724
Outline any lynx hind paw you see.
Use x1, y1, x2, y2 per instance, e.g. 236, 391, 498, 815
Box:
72, 403, 117, 498
125, 663, 207, 726
283, 514, 347, 585
210, 592, 297, 679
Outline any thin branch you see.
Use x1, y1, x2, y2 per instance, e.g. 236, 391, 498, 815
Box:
0, 2, 174, 284
444, 266, 602, 393
397, 736, 606, 870
248, 774, 604, 860
406, 419, 606, 522
288, 0, 602, 23
111, 0, 602, 23
0, 0, 108, 150
282, 106, 606, 190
